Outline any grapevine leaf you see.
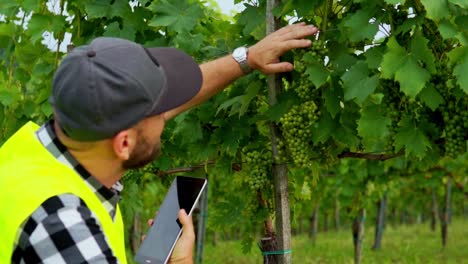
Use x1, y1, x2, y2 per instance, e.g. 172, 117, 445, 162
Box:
84, 0, 111, 19
311, 111, 336, 144
0, 90, 14, 106
394, 56, 430, 98
394, 116, 431, 159
365, 46, 385, 70
323, 86, 341, 118
333, 125, 360, 148
0, 23, 15, 37
41, 102, 53, 118
234, 4, 265, 39
148, 0, 203, 33
342, 9, 379, 42
304, 60, 329, 88
447, 46, 468, 63
358, 104, 391, 141
453, 58, 468, 94
173, 114, 203, 144
438, 19, 458, 39
27, 14, 66, 44
239, 80, 261, 117
410, 31, 436, 74
384, 0, 401, 4
420, 0, 450, 21
342, 61, 379, 104
103, 22, 136, 41
449, 0, 468, 9
22, 0, 40, 12
417, 85, 445, 111
395, 16, 424, 35
173, 32, 205, 54
380, 37, 407, 79
216, 95, 243, 116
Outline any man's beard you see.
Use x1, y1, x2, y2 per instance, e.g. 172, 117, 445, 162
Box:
122, 134, 161, 170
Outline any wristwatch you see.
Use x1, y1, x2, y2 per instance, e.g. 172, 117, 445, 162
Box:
232, 46, 253, 74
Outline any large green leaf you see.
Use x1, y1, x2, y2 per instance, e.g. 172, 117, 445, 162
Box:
410, 31, 436, 74
0, 23, 15, 37
418, 84, 445, 111
380, 35, 432, 98
303, 53, 329, 88
394, 56, 431, 98
449, 0, 468, 9
173, 113, 203, 144
103, 22, 136, 40
342, 9, 379, 42
84, 0, 111, 19
453, 57, 468, 94
27, 14, 66, 43
357, 104, 391, 140
438, 19, 458, 39
311, 111, 336, 144
149, 0, 203, 33
380, 37, 407, 79
342, 61, 379, 104
394, 116, 431, 159
323, 85, 341, 118
420, 0, 450, 21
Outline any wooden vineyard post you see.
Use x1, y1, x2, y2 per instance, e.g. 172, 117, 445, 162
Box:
440, 177, 452, 248
266, 0, 291, 263
372, 193, 387, 250
352, 208, 366, 264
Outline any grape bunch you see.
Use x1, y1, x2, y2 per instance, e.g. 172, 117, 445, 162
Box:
280, 100, 319, 167
243, 150, 271, 191
441, 99, 467, 158
292, 40, 327, 100
382, 79, 404, 152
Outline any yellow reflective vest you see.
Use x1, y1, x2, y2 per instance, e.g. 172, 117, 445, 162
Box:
0, 122, 127, 263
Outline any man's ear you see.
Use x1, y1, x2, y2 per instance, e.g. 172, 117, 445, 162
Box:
112, 129, 136, 161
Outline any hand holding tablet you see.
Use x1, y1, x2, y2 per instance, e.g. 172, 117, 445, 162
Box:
135, 176, 207, 264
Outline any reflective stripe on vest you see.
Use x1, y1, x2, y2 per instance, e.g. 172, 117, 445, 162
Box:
0, 122, 127, 263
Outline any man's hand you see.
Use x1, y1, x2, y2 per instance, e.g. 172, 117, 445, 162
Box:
163, 23, 318, 120
143, 210, 195, 264
168, 209, 195, 264
248, 22, 319, 74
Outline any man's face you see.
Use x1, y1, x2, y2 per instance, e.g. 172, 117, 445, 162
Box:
122, 115, 165, 170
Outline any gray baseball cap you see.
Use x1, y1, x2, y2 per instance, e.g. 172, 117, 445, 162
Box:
50, 37, 202, 141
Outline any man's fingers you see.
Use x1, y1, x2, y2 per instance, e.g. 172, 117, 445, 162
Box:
263, 62, 294, 74
178, 209, 195, 238
282, 39, 313, 51
276, 24, 319, 41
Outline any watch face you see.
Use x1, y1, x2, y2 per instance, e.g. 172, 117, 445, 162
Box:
233, 47, 247, 60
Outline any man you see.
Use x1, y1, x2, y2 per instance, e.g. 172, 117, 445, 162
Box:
0, 23, 318, 263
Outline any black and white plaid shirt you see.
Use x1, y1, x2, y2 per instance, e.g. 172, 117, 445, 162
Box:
11, 120, 123, 263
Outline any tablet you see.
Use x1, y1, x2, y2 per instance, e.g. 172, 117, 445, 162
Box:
134, 176, 207, 264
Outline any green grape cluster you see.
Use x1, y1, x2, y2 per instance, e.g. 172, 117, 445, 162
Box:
274, 139, 288, 164
243, 150, 271, 191
382, 79, 403, 152
291, 40, 327, 100
309, 38, 328, 59
280, 100, 319, 167
441, 99, 467, 158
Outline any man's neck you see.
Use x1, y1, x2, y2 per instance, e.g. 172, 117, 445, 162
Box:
53, 122, 125, 189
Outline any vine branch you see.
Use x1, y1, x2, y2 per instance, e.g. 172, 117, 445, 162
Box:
337, 150, 405, 160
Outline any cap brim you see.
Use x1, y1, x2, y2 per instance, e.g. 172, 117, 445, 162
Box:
145, 47, 202, 115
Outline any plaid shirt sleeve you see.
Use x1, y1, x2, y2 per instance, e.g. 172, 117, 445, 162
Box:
12, 194, 119, 264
